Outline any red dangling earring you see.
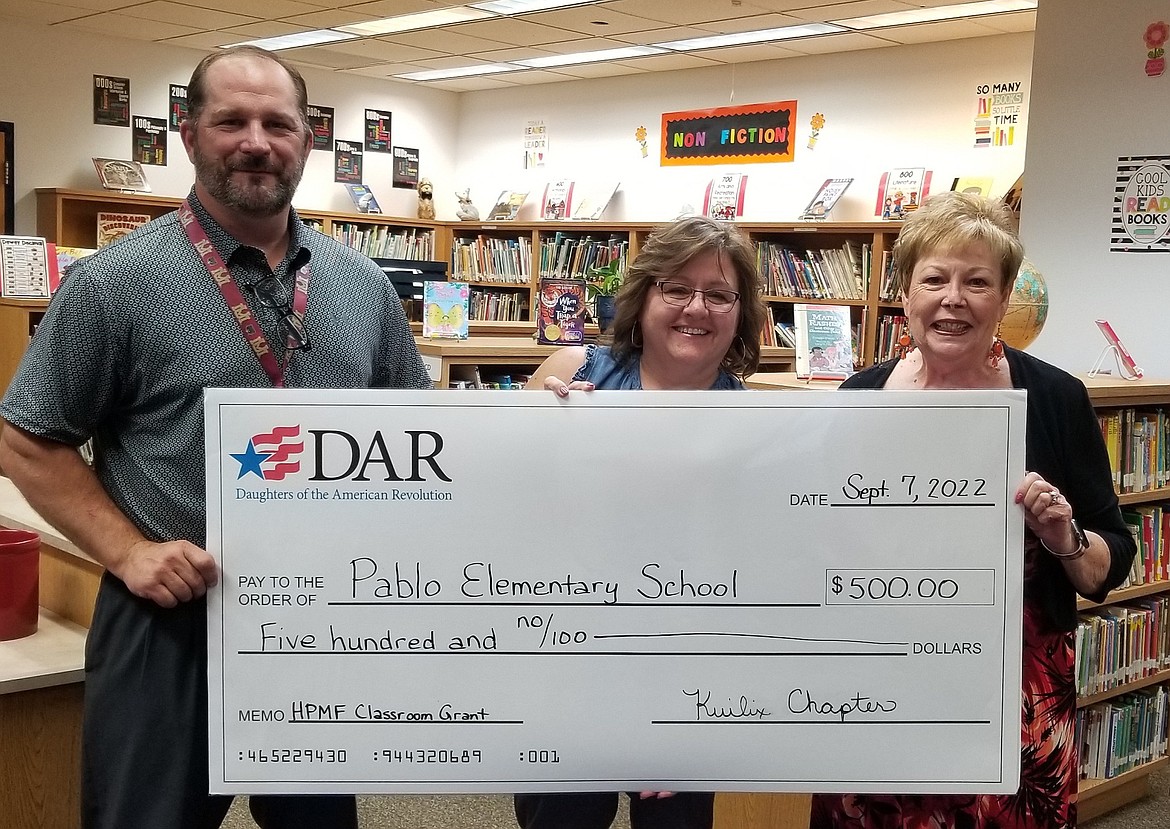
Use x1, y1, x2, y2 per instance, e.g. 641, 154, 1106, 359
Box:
895, 319, 913, 360
988, 324, 1005, 369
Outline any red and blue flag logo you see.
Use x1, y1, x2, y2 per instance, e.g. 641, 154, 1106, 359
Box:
231, 426, 303, 481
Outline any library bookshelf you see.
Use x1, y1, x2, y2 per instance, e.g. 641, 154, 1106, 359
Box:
748, 373, 1170, 822
33, 189, 895, 363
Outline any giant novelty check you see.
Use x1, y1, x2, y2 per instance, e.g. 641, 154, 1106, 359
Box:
205, 388, 1025, 794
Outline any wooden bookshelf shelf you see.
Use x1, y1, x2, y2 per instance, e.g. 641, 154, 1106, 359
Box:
1078, 579, 1170, 611
1078, 754, 1169, 821
1078, 667, 1170, 708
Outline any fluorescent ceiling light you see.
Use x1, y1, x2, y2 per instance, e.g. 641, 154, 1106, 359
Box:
226, 29, 357, 50
514, 45, 666, 68
472, 0, 601, 13
656, 23, 844, 51
338, 7, 495, 37
834, 0, 1037, 30
395, 63, 522, 81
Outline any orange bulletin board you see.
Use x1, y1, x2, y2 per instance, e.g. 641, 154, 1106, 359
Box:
661, 101, 796, 166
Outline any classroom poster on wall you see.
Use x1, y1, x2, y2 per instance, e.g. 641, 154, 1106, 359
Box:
334, 139, 363, 184
364, 108, 392, 153
132, 116, 167, 166
525, 119, 547, 169
308, 105, 334, 152
392, 146, 419, 189
169, 85, 188, 131
973, 80, 1025, 148
1111, 155, 1170, 252
93, 75, 130, 127
703, 174, 747, 220
661, 101, 795, 166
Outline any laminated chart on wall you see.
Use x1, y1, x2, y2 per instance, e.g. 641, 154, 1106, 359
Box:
206, 389, 1026, 795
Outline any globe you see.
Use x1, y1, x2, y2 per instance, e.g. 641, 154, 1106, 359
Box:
999, 257, 1049, 350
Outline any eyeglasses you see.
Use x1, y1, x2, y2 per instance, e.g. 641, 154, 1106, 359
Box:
246, 274, 311, 352
654, 280, 740, 312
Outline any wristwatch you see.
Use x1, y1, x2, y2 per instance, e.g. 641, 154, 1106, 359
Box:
1042, 518, 1089, 560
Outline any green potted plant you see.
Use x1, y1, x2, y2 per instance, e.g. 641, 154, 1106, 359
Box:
586, 260, 623, 333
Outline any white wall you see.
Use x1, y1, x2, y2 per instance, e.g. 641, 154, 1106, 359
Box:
1022, 1, 1169, 374
453, 34, 1032, 223
0, 18, 459, 234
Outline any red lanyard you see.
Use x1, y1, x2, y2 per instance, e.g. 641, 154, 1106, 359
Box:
178, 200, 309, 388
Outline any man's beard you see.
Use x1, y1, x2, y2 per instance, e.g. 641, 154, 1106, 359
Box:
194, 148, 304, 217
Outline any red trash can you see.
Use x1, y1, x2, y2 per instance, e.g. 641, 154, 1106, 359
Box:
0, 529, 39, 641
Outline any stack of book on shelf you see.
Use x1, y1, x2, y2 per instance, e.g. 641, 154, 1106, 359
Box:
1120, 504, 1169, 587
470, 289, 526, 322
874, 314, 908, 363
1097, 408, 1168, 493
877, 251, 899, 301
1076, 596, 1170, 697
1076, 686, 1169, 781
757, 240, 869, 300
331, 223, 435, 259
451, 235, 532, 283
538, 233, 628, 280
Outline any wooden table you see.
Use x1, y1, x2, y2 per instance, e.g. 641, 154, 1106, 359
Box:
0, 610, 87, 829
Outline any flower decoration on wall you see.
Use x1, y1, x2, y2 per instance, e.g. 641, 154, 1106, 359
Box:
807, 112, 826, 150
635, 125, 649, 158
1144, 21, 1168, 77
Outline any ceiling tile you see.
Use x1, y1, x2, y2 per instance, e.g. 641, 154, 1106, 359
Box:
683, 42, 807, 63
450, 18, 589, 48
382, 28, 509, 54
527, 5, 666, 37
161, 30, 244, 49
780, 30, 898, 54
285, 8, 377, 28
33, 0, 151, 10
604, 0, 766, 27
219, 21, 312, 39
518, 36, 631, 55
616, 52, 723, 71
278, 45, 383, 69
465, 46, 559, 62
609, 25, 713, 46
65, 11, 200, 40
340, 0, 453, 17
497, 69, 584, 85
0, 2, 97, 25
341, 62, 435, 79
873, 19, 1002, 45
694, 12, 806, 35
178, 0, 322, 17
425, 75, 521, 92
538, 61, 650, 80
118, 1, 258, 29
980, 11, 1036, 34
782, 1, 916, 23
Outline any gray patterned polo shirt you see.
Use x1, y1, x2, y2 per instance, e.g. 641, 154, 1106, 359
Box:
0, 190, 432, 548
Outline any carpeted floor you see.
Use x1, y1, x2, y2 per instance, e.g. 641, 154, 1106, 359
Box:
222, 767, 1169, 827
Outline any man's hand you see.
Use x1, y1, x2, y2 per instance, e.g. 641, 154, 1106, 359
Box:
116, 539, 220, 608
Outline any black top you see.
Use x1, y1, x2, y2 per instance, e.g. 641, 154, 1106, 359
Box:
841, 346, 1136, 631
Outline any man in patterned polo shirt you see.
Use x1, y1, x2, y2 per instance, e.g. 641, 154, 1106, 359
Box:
0, 46, 431, 829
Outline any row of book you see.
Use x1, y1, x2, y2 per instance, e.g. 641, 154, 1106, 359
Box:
874, 313, 909, 363
1075, 595, 1170, 697
451, 235, 532, 283
877, 251, 898, 302
1122, 504, 1170, 586
1076, 686, 1169, 781
1098, 408, 1169, 494
331, 223, 436, 260
757, 240, 869, 301
469, 288, 526, 322
538, 234, 627, 281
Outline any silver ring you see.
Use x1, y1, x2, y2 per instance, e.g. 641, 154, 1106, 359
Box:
1050, 492, 1063, 504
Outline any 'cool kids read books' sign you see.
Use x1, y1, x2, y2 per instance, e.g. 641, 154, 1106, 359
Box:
205, 389, 1025, 795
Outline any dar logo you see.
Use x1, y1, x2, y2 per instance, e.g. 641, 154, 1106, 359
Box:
231, 426, 303, 481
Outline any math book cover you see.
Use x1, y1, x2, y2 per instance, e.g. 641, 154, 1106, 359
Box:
422, 281, 469, 339
793, 303, 855, 379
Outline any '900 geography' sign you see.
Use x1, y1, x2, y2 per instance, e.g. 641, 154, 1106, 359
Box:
661, 101, 796, 166
206, 388, 1025, 795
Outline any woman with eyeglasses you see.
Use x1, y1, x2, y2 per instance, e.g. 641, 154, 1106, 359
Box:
528, 214, 766, 400
515, 215, 766, 829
